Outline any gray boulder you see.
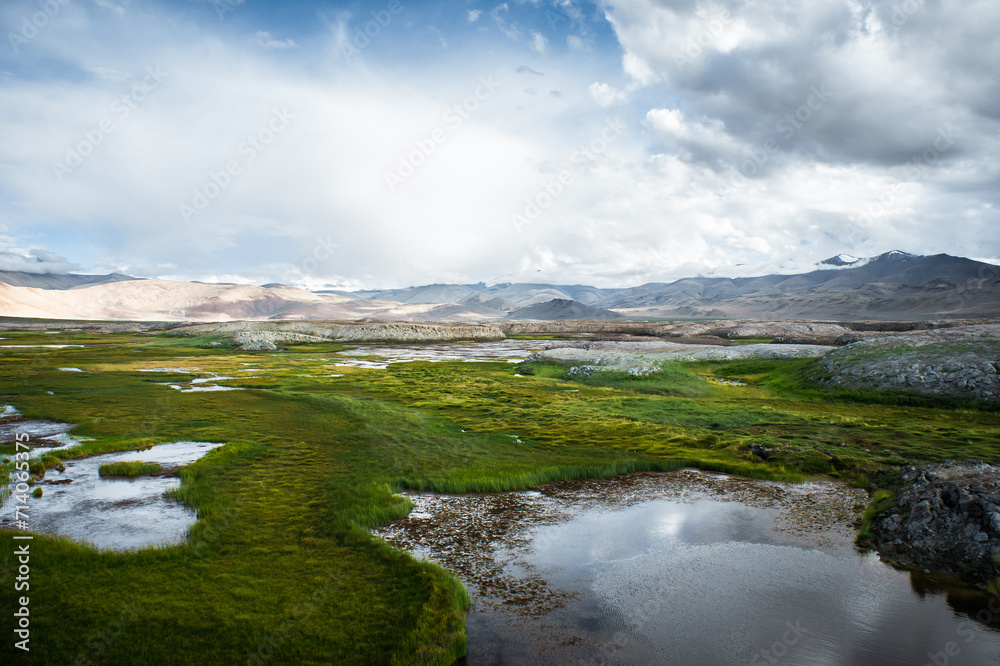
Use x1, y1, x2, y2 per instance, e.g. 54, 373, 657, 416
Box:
869, 461, 1000, 585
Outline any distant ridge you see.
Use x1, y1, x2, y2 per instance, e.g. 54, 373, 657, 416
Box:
506, 298, 624, 320
0, 252, 997, 321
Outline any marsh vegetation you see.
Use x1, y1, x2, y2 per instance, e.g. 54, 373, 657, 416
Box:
98, 461, 163, 477
0, 328, 997, 662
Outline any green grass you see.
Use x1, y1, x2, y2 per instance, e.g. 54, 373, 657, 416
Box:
728, 336, 775, 345
98, 461, 163, 477
0, 330, 998, 662
503, 334, 584, 340
856, 488, 899, 545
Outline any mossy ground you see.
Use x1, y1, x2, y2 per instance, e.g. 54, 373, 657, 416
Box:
1, 330, 998, 663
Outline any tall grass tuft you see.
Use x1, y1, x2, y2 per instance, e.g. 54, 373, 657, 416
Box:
395, 458, 803, 495
856, 488, 898, 545
98, 461, 163, 477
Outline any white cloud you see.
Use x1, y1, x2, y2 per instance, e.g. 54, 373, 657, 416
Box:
645, 108, 744, 158
253, 31, 297, 50
531, 31, 548, 55
468, 9, 481, 23
0, 10, 603, 286
588, 82, 627, 107
0, 0, 995, 289
87, 66, 130, 82
0, 249, 82, 274
621, 51, 658, 87
93, 0, 127, 16
491, 4, 520, 40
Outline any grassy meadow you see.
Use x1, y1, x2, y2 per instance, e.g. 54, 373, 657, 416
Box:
1, 329, 998, 663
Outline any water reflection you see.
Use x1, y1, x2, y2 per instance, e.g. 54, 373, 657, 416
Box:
0, 405, 86, 456
1, 441, 224, 550
331, 339, 551, 368
375, 470, 1000, 665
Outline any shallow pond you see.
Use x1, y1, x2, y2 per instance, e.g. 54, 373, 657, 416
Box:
1, 441, 224, 550
0, 405, 87, 456
375, 470, 1000, 665
0, 344, 87, 348
331, 339, 552, 368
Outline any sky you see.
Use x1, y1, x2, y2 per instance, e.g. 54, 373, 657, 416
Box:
0, 0, 998, 290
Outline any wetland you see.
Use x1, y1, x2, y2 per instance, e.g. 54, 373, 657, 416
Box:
1, 326, 998, 663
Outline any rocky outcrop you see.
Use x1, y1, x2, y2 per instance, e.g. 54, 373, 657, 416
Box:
530, 340, 834, 370
563, 363, 658, 378
233, 331, 279, 351
705, 321, 852, 344
173, 321, 506, 350
817, 334, 1000, 401
870, 462, 1000, 585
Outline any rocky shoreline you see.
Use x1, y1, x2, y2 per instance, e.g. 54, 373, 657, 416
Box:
868, 462, 1000, 586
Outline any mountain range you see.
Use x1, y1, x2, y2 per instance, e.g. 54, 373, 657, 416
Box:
0, 252, 997, 322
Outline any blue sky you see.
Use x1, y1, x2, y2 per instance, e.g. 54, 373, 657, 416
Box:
1, 0, 998, 289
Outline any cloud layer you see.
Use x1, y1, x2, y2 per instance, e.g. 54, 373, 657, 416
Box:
0, 0, 996, 287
